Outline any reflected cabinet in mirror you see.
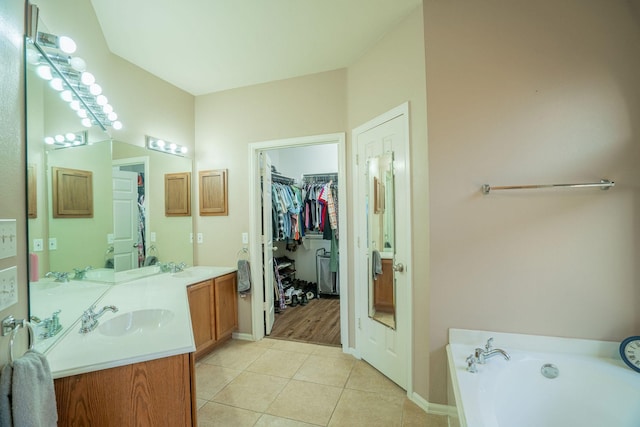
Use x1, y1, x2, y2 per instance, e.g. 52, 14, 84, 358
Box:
368, 152, 396, 329
25, 8, 194, 352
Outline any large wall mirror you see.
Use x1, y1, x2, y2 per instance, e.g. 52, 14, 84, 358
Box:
26, 7, 193, 352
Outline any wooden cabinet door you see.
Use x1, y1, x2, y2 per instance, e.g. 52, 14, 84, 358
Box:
214, 272, 238, 340
187, 279, 215, 358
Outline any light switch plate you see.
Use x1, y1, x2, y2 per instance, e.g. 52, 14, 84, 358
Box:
48, 237, 57, 250
242, 232, 249, 244
197, 233, 203, 244
150, 232, 156, 242
0, 219, 17, 259
0, 266, 18, 311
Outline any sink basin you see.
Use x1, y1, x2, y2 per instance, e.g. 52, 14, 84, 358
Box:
98, 309, 174, 337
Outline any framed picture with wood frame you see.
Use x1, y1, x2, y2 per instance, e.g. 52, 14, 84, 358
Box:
165, 172, 191, 216
199, 169, 228, 216
52, 166, 93, 218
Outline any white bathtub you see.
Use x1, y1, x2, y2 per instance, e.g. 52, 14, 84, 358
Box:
447, 329, 640, 427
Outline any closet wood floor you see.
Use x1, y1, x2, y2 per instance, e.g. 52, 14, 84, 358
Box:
269, 297, 340, 346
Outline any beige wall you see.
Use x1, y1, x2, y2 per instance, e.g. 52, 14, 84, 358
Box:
194, 69, 347, 333
0, 0, 28, 366
347, 6, 429, 399
425, 0, 640, 403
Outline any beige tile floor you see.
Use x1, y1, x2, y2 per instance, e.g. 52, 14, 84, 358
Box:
196, 338, 449, 427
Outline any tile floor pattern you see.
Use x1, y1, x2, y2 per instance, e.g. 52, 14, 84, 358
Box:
196, 338, 449, 426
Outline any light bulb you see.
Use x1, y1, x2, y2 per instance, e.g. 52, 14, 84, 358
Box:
55, 134, 65, 143
44, 137, 55, 145
112, 121, 123, 130
96, 95, 108, 105
73, 140, 83, 146
169, 143, 177, 151
156, 139, 165, 148
81, 118, 92, 128
36, 65, 52, 80
49, 78, 64, 91
60, 90, 73, 102
77, 109, 88, 118
180, 147, 188, 154
80, 71, 95, 85
89, 83, 102, 95
102, 104, 113, 114
107, 112, 117, 121
58, 36, 76, 54
69, 56, 86, 72
70, 100, 81, 111
65, 133, 76, 141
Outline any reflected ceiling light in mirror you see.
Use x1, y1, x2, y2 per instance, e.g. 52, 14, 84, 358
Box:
146, 135, 188, 156
26, 4, 123, 132
43, 130, 87, 148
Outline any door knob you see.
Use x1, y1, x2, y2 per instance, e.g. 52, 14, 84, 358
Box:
133, 244, 139, 248
272, 246, 278, 251
393, 263, 404, 272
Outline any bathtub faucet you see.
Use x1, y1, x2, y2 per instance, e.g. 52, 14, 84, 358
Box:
474, 337, 510, 363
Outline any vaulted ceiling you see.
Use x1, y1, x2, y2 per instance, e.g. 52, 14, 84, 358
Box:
90, 0, 422, 96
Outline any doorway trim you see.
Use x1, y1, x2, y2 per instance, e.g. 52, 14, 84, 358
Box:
248, 133, 348, 350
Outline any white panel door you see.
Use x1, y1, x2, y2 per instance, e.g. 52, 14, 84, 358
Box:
112, 169, 139, 272
354, 105, 410, 389
261, 153, 276, 335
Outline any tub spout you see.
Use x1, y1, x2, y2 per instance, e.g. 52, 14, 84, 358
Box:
474, 337, 511, 363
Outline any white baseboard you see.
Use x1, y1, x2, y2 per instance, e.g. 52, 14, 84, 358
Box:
410, 392, 457, 424
232, 332, 254, 341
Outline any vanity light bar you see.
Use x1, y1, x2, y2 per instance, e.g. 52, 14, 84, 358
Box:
145, 136, 188, 156
43, 130, 88, 148
26, 5, 123, 132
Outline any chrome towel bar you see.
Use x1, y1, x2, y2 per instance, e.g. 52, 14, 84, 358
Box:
482, 179, 615, 194
2, 315, 35, 365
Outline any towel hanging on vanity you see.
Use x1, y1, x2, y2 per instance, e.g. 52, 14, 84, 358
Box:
372, 250, 383, 281
0, 350, 58, 427
237, 260, 251, 294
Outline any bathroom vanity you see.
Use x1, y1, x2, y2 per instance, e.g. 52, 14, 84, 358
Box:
45, 266, 237, 426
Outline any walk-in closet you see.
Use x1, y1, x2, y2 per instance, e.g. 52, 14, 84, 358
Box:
263, 144, 341, 346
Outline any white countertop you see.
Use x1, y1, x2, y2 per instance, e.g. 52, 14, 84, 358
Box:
45, 266, 236, 379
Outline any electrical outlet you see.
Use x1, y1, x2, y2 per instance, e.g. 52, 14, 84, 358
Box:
242, 232, 249, 244
48, 237, 58, 250
150, 232, 157, 242
197, 233, 203, 244
33, 238, 44, 252
0, 219, 17, 259
0, 266, 18, 311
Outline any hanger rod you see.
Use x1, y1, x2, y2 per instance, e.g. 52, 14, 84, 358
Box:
482, 179, 615, 194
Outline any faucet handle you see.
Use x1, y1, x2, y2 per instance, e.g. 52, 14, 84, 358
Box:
485, 337, 494, 351
466, 355, 478, 373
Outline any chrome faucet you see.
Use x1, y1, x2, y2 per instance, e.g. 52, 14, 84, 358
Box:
466, 337, 510, 373
73, 266, 93, 280
159, 262, 187, 273
45, 271, 70, 282
79, 305, 118, 334
474, 337, 511, 363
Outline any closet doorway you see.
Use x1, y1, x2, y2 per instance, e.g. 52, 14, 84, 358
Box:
248, 134, 348, 350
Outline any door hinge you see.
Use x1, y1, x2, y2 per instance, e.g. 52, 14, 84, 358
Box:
263, 301, 268, 311
356, 154, 359, 166
358, 318, 362, 330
